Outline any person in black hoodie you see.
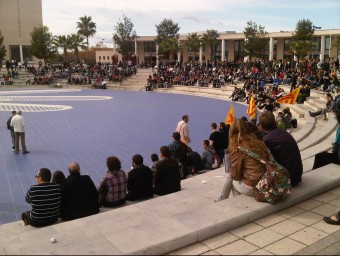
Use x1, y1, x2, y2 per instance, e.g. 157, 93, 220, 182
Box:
127, 154, 154, 201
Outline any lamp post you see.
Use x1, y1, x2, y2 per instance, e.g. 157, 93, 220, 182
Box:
312, 25, 322, 59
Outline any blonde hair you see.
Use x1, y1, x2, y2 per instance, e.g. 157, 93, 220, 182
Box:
228, 119, 268, 154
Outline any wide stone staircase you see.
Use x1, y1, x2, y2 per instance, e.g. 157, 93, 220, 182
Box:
1, 73, 340, 255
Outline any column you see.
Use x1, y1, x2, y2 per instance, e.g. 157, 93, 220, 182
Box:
243, 38, 249, 62
177, 40, 181, 63
269, 37, 274, 61
221, 39, 225, 61
199, 44, 203, 63
319, 35, 325, 61
156, 43, 159, 67
134, 39, 138, 57
19, 45, 24, 63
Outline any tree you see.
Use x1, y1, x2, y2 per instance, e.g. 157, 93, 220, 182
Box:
0, 31, 6, 64
113, 15, 136, 61
69, 33, 87, 62
185, 32, 201, 60
53, 35, 71, 61
155, 18, 180, 60
201, 29, 219, 61
76, 15, 96, 50
29, 25, 55, 62
243, 20, 268, 59
290, 19, 314, 60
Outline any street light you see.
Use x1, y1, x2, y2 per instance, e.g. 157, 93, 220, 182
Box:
311, 25, 322, 59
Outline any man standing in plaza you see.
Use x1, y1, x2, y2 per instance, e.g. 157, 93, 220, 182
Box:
10, 110, 29, 154
7, 110, 16, 151
176, 115, 191, 145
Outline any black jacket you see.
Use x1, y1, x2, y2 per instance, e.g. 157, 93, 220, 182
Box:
127, 165, 153, 201
154, 157, 181, 195
60, 172, 99, 221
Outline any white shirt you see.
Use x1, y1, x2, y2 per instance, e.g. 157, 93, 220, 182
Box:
10, 114, 25, 132
176, 120, 191, 144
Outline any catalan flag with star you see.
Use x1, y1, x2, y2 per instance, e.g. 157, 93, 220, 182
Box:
276, 87, 301, 104
247, 96, 256, 119
225, 104, 235, 125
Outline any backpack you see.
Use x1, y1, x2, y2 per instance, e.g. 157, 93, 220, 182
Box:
238, 146, 291, 204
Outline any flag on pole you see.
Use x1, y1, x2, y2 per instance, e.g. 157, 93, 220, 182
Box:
247, 96, 256, 119
225, 104, 235, 125
276, 87, 301, 104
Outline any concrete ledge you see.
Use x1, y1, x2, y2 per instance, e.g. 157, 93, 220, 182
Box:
1, 164, 340, 255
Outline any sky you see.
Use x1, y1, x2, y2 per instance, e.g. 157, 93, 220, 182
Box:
42, 0, 340, 47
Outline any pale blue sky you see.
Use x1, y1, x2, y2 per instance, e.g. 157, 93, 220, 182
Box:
42, 0, 340, 47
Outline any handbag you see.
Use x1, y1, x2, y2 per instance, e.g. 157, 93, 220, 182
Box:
238, 146, 292, 204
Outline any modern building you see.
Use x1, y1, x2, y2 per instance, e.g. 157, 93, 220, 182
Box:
110, 29, 340, 67
0, 0, 43, 64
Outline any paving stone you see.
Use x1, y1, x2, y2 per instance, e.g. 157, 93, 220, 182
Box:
201, 232, 239, 250
254, 214, 287, 228
248, 248, 273, 255
167, 243, 210, 255
230, 223, 264, 238
311, 220, 340, 234
326, 198, 340, 208
296, 199, 323, 210
289, 227, 329, 245
264, 237, 306, 255
318, 242, 340, 255
215, 240, 259, 255
269, 219, 306, 236
309, 203, 339, 216
295, 234, 338, 255
276, 206, 306, 218
328, 187, 340, 196
201, 250, 220, 255
312, 193, 339, 203
244, 229, 284, 248
291, 211, 323, 226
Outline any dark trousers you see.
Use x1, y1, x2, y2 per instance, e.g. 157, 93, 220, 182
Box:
14, 132, 27, 153
22, 211, 57, 227
313, 151, 340, 170
102, 197, 126, 208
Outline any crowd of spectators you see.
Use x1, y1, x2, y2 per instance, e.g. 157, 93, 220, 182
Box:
146, 58, 340, 107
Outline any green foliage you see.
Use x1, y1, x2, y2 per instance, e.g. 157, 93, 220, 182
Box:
185, 32, 201, 53
76, 15, 96, 49
290, 19, 314, 59
155, 18, 180, 60
243, 20, 268, 59
201, 29, 219, 60
0, 31, 6, 62
113, 15, 136, 59
29, 25, 55, 61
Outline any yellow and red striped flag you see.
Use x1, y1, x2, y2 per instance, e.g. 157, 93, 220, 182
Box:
276, 87, 301, 104
247, 96, 256, 119
225, 104, 235, 125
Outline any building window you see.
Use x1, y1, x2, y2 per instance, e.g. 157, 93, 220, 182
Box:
234, 40, 244, 60
144, 41, 156, 53
22, 45, 32, 61
9, 45, 20, 61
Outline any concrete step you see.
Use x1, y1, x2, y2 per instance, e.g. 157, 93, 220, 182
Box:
304, 100, 322, 112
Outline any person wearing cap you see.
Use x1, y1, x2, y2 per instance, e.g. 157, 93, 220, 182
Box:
10, 109, 29, 154
22, 168, 61, 227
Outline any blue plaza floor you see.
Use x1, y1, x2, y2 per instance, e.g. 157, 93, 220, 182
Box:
0, 89, 247, 224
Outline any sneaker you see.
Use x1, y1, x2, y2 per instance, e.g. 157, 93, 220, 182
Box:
21, 213, 29, 226
12, 148, 15, 152
23, 151, 30, 154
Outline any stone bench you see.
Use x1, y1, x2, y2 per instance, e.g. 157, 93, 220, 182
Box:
1, 164, 340, 255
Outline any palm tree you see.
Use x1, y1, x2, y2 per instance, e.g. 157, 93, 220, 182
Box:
201, 29, 220, 61
185, 32, 201, 60
53, 35, 71, 61
76, 15, 96, 49
69, 33, 87, 62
